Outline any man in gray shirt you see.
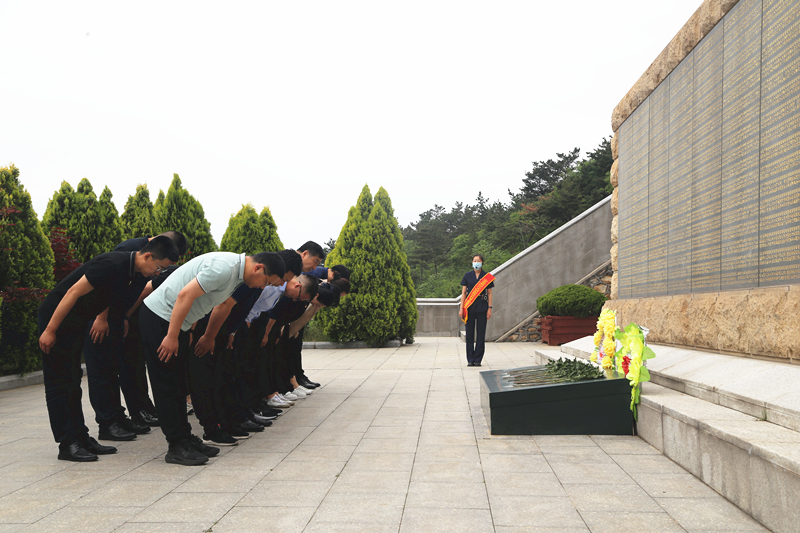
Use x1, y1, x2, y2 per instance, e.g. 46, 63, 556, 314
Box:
139, 251, 285, 466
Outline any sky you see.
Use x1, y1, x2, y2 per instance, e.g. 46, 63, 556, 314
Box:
1, 1, 704, 250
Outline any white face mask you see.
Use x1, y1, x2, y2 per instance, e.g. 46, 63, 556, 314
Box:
472, 262, 482, 270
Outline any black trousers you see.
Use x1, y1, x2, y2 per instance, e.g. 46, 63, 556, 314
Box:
82, 318, 125, 429
139, 304, 192, 446
39, 313, 90, 447
465, 309, 488, 364
268, 322, 294, 394
120, 312, 156, 415
187, 322, 221, 434
241, 316, 269, 407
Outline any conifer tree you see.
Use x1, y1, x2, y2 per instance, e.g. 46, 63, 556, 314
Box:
220, 204, 265, 255
120, 184, 156, 239
1, 165, 55, 373
374, 187, 418, 342
345, 201, 403, 345
258, 207, 284, 251
153, 189, 165, 228
154, 174, 217, 259
318, 185, 373, 340
42, 178, 121, 261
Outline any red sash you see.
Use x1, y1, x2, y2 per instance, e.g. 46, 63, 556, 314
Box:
462, 272, 495, 323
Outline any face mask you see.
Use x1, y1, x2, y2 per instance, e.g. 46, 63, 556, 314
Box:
472, 262, 482, 270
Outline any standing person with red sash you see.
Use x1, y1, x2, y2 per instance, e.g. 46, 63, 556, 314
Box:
459, 254, 495, 367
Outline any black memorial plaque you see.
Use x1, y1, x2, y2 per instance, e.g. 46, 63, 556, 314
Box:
648, 80, 670, 297
617, 121, 632, 299
691, 25, 723, 293
759, 0, 800, 286
627, 101, 651, 298
721, 0, 761, 290
479, 366, 633, 436
667, 56, 694, 295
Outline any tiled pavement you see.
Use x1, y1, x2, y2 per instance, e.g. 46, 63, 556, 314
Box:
0, 338, 770, 532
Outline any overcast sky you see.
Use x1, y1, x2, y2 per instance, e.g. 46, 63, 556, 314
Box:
1, 1, 703, 249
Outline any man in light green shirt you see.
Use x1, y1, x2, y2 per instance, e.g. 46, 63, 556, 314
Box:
139, 251, 285, 466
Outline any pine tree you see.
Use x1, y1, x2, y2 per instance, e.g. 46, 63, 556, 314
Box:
42, 178, 121, 262
374, 187, 418, 342
154, 174, 217, 260
318, 185, 373, 340
258, 207, 284, 252
120, 184, 156, 239
153, 189, 166, 228
1, 165, 55, 373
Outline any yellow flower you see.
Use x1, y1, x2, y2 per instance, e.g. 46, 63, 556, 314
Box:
601, 355, 613, 369
593, 331, 603, 345
627, 358, 642, 386
590, 352, 598, 363
603, 338, 616, 357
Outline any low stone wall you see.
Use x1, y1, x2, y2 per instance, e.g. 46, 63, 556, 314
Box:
415, 298, 461, 337
604, 284, 800, 363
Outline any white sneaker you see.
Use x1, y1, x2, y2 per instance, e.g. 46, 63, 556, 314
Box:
292, 388, 307, 399
276, 393, 295, 406
297, 385, 313, 395
283, 391, 299, 401
267, 397, 289, 408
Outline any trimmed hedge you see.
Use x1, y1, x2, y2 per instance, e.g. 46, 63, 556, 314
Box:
536, 284, 607, 318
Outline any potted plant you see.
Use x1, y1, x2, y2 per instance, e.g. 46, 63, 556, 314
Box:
537, 284, 607, 345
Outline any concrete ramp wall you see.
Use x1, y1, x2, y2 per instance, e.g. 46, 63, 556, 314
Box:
416, 196, 613, 340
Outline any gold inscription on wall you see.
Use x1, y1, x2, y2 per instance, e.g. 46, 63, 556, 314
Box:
617, 0, 800, 295
691, 25, 723, 293
721, 0, 761, 289
760, 0, 800, 285
667, 56, 694, 295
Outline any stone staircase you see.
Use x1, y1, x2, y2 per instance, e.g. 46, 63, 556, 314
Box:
533, 339, 800, 533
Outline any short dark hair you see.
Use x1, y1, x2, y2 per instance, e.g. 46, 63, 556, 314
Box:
297, 274, 320, 300
140, 235, 180, 262
298, 241, 326, 261
278, 249, 303, 277
330, 278, 350, 294
472, 254, 485, 262
317, 283, 341, 307
159, 231, 188, 256
251, 251, 285, 279
330, 264, 351, 280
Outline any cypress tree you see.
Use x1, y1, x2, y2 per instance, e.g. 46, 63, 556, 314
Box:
374, 187, 418, 342
42, 178, 121, 262
155, 174, 217, 260
258, 207, 284, 252
1, 165, 55, 373
120, 184, 156, 239
153, 189, 165, 228
347, 201, 403, 345
318, 185, 373, 340
220, 204, 265, 255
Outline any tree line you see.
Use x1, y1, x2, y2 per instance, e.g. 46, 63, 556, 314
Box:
1, 167, 419, 373
0, 169, 287, 374
403, 138, 613, 298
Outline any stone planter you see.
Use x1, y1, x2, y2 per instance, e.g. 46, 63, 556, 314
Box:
480, 365, 633, 435
541, 315, 598, 345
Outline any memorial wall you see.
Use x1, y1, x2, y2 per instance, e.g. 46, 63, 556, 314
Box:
606, 0, 800, 361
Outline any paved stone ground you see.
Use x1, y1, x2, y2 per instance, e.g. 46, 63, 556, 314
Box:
0, 338, 770, 532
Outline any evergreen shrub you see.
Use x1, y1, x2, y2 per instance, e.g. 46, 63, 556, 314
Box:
536, 284, 606, 318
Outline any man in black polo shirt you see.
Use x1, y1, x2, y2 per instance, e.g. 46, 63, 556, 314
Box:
84, 231, 188, 437
38, 236, 179, 462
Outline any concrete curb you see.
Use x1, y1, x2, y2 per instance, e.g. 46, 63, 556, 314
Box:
302, 340, 403, 349
0, 364, 87, 393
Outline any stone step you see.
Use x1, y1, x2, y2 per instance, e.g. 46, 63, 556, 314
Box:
534, 343, 800, 533
560, 336, 800, 433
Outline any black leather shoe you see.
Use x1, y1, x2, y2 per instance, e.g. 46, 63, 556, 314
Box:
118, 416, 150, 435
135, 409, 160, 427
80, 435, 117, 455
299, 379, 319, 389
467, 362, 475, 367
98, 422, 137, 441
188, 434, 220, 457
165, 440, 208, 466
58, 442, 98, 462
476, 363, 482, 367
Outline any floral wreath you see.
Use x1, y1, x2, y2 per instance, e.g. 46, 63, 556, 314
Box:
591, 310, 655, 420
